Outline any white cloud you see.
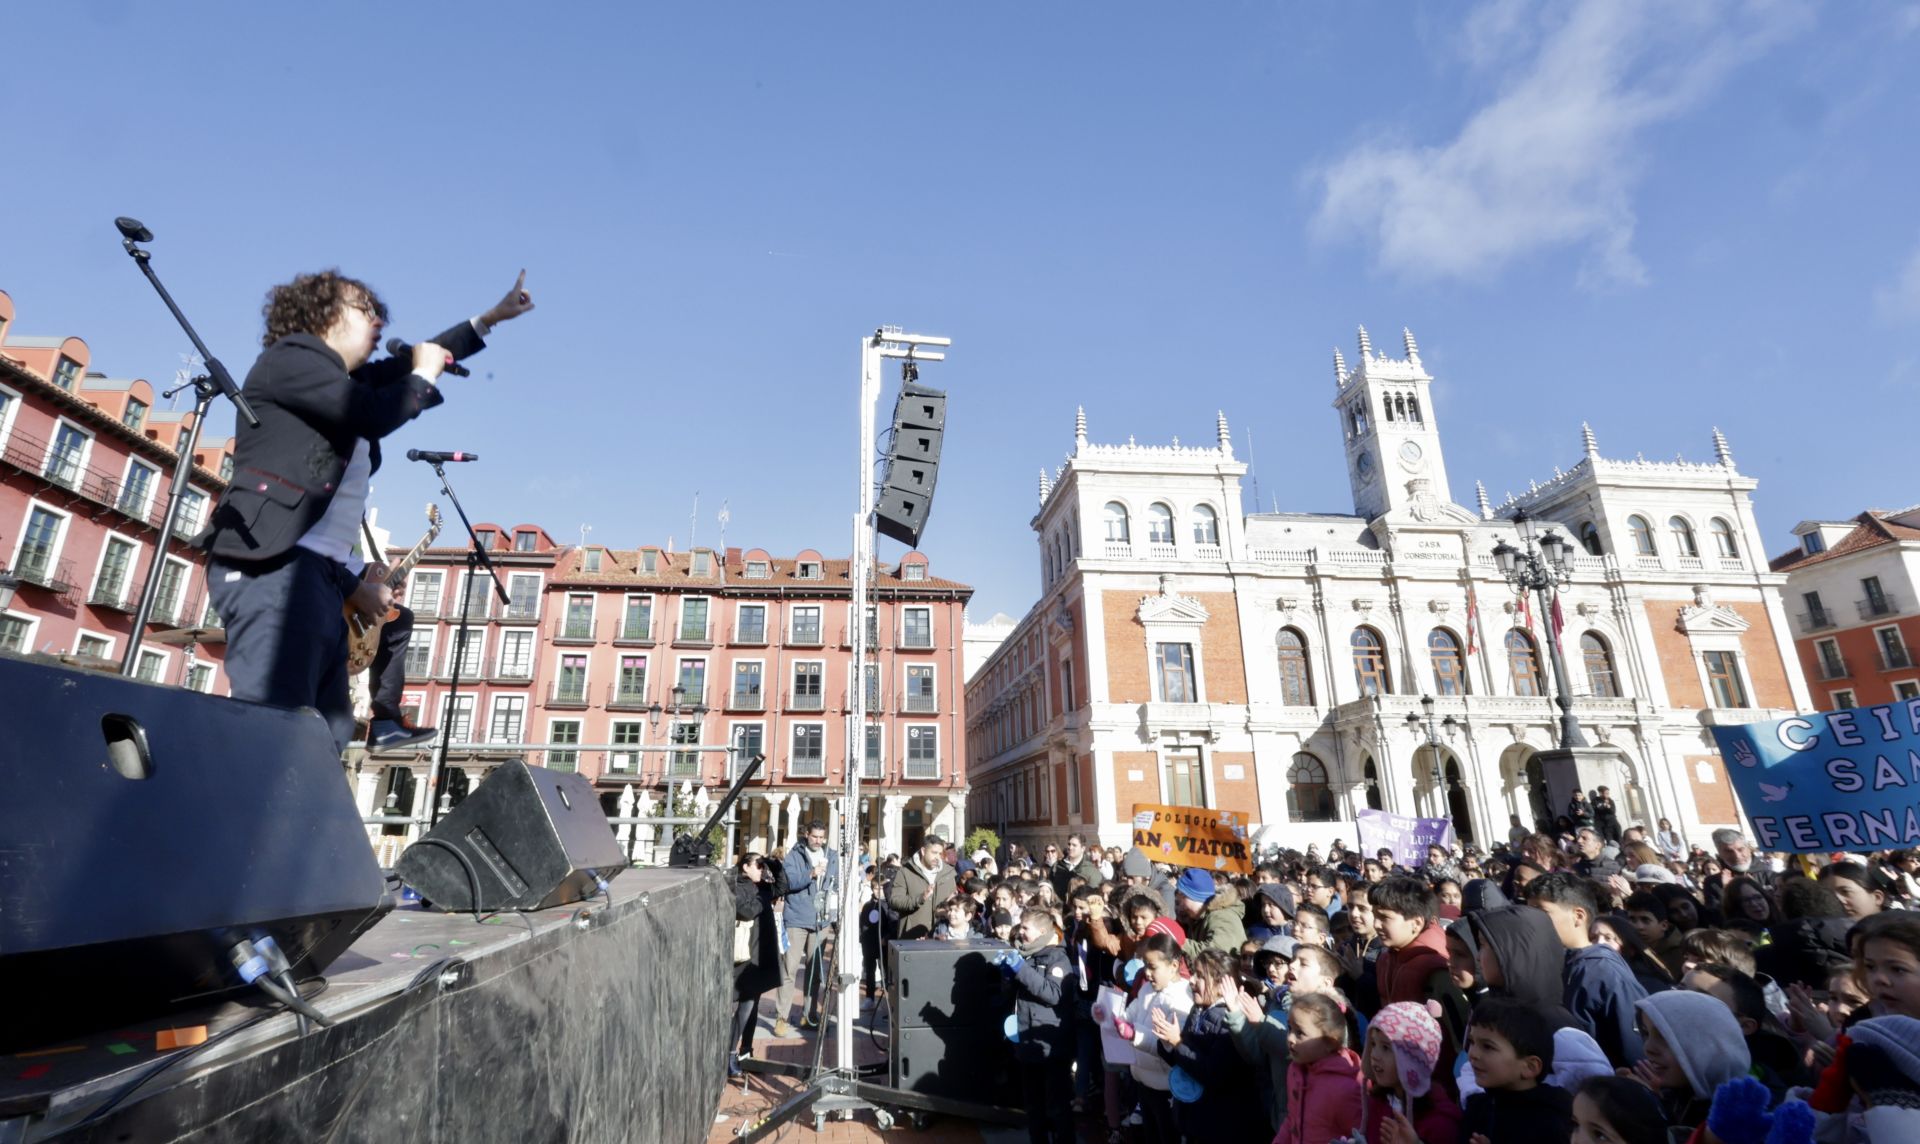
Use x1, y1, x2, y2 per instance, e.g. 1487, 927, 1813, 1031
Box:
1877, 240, 1920, 323
1311, 0, 1804, 286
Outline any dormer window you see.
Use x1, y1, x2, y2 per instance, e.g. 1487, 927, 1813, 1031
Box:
691, 550, 711, 575
640, 549, 658, 573
123, 398, 148, 432
1802, 533, 1826, 555
797, 561, 822, 580
53, 356, 81, 391
583, 548, 602, 572
902, 562, 927, 582
745, 560, 770, 579
514, 530, 537, 552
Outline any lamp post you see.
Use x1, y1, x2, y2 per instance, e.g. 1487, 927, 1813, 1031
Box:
0, 569, 17, 611
1403, 694, 1458, 815
1491, 508, 1586, 749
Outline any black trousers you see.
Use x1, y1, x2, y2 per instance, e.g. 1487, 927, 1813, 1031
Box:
1019, 1052, 1073, 1144
209, 551, 353, 752
368, 605, 413, 720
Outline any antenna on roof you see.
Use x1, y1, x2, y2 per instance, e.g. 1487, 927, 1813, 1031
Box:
717, 500, 730, 551
578, 523, 592, 548
689, 491, 699, 550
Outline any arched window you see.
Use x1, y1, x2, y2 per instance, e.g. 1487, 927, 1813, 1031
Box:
1428, 628, 1468, 696
1582, 632, 1620, 698
1669, 516, 1699, 558
1288, 752, 1336, 822
1351, 627, 1392, 696
1277, 627, 1313, 706
1192, 504, 1220, 546
1363, 757, 1383, 810
1407, 395, 1422, 423
1578, 521, 1604, 556
1710, 518, 1739, 559
1103, 501, 1130, 544
1628, 515, 1657, 556
1147, 503, 1175, 545
1506, 629, 1544, 697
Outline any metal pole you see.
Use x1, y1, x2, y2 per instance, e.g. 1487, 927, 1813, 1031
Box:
1536, 571, 1585, 750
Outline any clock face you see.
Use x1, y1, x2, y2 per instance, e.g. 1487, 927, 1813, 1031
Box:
1355, 451, 1376, 484
1398, 440, 1424, 466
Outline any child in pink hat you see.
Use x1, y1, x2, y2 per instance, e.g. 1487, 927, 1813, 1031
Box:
1358, 1002, 1461, 1144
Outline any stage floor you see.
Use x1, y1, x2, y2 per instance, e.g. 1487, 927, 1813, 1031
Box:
3, 867, 731, 1143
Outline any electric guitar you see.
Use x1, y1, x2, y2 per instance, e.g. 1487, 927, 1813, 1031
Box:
345, 505, 442, 674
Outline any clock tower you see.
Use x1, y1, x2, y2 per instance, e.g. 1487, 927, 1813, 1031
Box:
1334, 325, 1453, 521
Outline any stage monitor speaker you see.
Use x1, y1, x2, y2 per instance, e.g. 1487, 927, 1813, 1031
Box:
0, 653, 392, 1053
396, 759, 626, 912
886, 937, 1008, 1029
891, 1022, 1018, 1103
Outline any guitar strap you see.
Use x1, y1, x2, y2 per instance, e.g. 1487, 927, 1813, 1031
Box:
358, 516, 381, 562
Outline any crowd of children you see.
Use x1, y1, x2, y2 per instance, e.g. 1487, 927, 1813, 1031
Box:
861, 831, 1920, 1144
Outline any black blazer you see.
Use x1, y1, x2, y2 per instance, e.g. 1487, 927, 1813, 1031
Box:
200, 320, 484, 564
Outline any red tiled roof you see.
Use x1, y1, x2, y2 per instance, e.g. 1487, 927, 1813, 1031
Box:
1768, 511, 1920, 573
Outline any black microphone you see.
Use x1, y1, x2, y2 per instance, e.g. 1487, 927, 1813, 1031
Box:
386, 337, 470, 377
407, 449, 479, 464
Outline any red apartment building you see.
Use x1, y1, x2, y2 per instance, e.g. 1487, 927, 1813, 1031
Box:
0, 288, 231, 690
1772, 507, 1920, 710
357, 528, 973, 866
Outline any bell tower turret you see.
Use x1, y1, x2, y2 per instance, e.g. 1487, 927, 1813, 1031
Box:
1333, 325, 1452, 520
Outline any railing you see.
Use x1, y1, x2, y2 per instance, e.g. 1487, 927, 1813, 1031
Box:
729, 622, 768, 646
406, 597, 444, 621
673, 621, 713, 645
1797, 609, 1835, 633
548, 679, 590, 708
552, 617, 596, 644
1858, 595, 1900, 620
1147, 542, 1178, 559
606, 682, 651, 710
901, 692, 939, 714
1675, 555, 1705, 571
667, 687, 706, 711
787, 753, 826, 779
786, 689, 825, 712
897, 630, 934, 651
1884, 646, 1914, 671
1194, 544, 1224, 561
613, 618, 653, 644
1717, 557, 1745, 571
788, 624, 824, 647
726, 688, 765, 711
403, 654, 434, 681
1817, 656, 1851, 681
1102, 541, 1133, 558
495, 602, 539, 622
492, 660, 535, 682
89, 584, 133, 611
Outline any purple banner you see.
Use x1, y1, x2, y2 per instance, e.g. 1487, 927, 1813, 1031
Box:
1355, 808, 1457, 868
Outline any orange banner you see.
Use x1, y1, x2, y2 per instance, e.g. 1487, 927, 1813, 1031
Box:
1129, 804, 1252, 876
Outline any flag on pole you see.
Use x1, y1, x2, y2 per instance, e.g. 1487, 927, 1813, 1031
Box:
1465, 582, 1481, 655
1550, 593, 1565, 638
1517, 589, 1533, 632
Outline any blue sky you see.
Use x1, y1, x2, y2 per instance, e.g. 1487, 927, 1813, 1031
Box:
5, 2, 1917, 619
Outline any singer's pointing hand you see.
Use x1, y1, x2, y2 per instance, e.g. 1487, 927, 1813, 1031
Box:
411, 341, 448, 383
483, 270, 535, 326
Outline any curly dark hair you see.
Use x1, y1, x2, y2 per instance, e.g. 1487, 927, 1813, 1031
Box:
261, 269, 386, 347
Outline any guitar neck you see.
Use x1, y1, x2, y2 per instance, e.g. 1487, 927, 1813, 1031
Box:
382, 525, 441, 589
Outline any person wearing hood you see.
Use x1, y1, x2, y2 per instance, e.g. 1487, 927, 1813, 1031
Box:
1462, 904, 1613, 1098
1680, 963, 1810, 1096
1462, 877, 1510, 915
1248, 882, 1296, 943
887, 834, 957, 940
1631, 989, 1751, 1135
1175, 868, 1247, 958
1526, 872, 1648, 1068
1370, 876, 1468, 1052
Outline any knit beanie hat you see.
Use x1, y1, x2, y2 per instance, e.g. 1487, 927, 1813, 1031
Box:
1371, 1002, 1443, 1098
1634, 990, 1751, 1099
1176, 868, 1216, 903
1121, 847, 1154, 880
1847, 1015, 1920, 1109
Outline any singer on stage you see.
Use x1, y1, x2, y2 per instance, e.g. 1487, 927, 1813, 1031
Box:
198, 269, 533, 753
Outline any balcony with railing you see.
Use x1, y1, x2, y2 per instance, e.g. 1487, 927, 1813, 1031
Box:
88, 582, 135, 612
1858, 594, 1901, 620
605, 681, 653, 711
146, 591, 203, 629
900, 690, 939, 714
787, 622, 825, 648
1797, 608, 1835, 633
672, 620, 713, 648
897, 628, 934, 651
548, 678, 591, 709
729, 620, 769, 647
495, 601, 540, 623
491, 658, 535, 683
551, 616, 597, 645
786, 688, 826, 713
612, 616, 654, 646
403, 651, 434, 681
1882, 645, 1913, 671
14, 553, 76, 595
726, 686, 765, 712
1816, 654, 1851, 681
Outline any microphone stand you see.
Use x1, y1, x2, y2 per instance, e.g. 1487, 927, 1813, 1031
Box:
114, 222, 261, 677
421, 459, 507, 830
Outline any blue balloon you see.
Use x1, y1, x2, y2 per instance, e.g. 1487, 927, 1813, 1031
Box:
1003, 1013, 1020, 1042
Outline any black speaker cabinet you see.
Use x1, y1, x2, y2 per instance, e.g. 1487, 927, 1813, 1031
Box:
886, 937, 1008, 1028
892, 1022, 1017, 1102
0, 653, 392, 1052
397, 759, 626, 912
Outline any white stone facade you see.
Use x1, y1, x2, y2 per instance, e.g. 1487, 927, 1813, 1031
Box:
965, 328, 1811, 856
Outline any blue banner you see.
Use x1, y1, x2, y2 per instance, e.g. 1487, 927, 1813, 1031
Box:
1709, 702, 1920, 853
1355, 808, 1456, 868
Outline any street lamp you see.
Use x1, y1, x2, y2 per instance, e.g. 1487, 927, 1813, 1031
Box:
0, 569, 17, 611
1404, 694, 1458, 792
1491, 507, 1585, 749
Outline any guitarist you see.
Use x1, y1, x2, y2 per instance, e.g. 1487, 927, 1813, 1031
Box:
199, 269, 533, 753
